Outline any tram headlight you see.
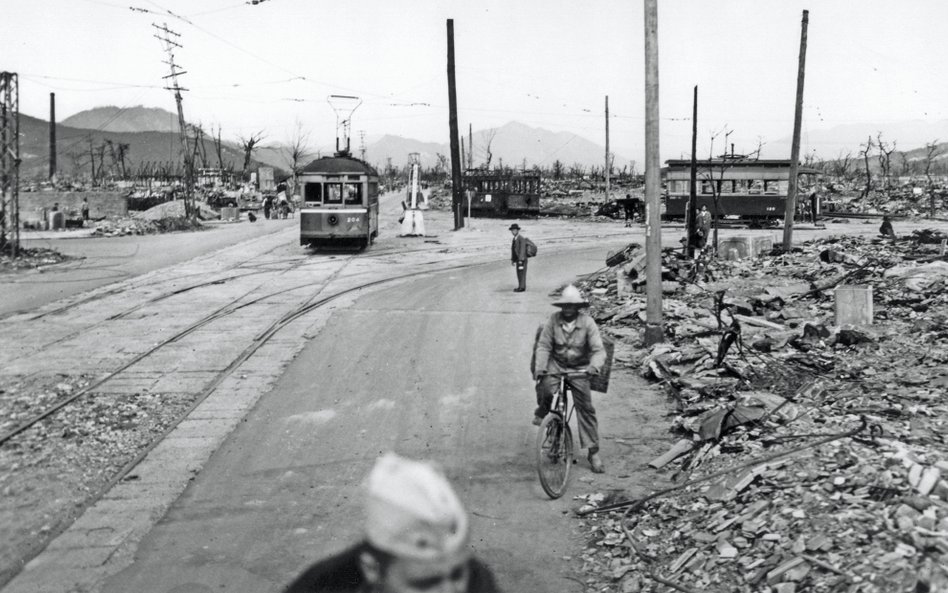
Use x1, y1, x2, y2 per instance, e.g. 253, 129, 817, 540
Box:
327, 214, 339, 226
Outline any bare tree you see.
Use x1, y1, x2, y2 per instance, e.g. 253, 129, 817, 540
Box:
212, 125, 225, 170
875, 132, 896, 189
238, 130, 268, 175
859, 135, 874, 198
831, 150, 854, 181
478, 129, 497, 169
282, 121, 312, 194
923, 140, 942, 186
552, 160, 563, 180
895, 151, 912, 178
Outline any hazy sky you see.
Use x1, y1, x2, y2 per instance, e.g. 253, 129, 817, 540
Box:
3, 0, 947, 163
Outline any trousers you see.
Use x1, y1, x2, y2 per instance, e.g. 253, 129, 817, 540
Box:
535, 374, 599, 452
515, 260, 527, 290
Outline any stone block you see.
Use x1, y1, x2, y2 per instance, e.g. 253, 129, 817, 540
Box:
834, 285, 873, 326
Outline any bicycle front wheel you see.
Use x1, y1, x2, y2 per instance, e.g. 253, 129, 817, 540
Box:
536, 414, 573, 499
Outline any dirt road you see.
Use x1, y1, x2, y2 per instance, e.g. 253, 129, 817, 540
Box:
90, 243, 670, 593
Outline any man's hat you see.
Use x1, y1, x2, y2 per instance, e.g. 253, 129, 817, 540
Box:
364, 453, 470, 561
508, 223, 521, 230
553, 284, 589, 308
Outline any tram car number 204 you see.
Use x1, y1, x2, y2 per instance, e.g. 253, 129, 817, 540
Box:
298, 154, 380, 250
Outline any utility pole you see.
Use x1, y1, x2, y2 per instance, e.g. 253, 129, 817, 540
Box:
782, 9, 809, 251
460, 137, 466, 175
446, 19, 463, 229
469, 123, 473, 170
643, 0, 664, 346
359, 129, 366, 161
88, 136, 96, 184
604, 95, 610, 202
153, 22, 194, 219
687, 85, 698, 257
0, 72, 20, 256
49, 93, 56, 181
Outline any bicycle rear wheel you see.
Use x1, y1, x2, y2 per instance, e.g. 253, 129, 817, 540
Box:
536, 414, 573, 499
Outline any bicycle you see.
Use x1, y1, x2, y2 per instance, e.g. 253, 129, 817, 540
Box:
535, 371, 587, 499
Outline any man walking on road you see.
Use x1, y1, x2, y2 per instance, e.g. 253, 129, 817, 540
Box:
533, 285, 607, 473
509, 223, 527, 292
284, 453, 500, 593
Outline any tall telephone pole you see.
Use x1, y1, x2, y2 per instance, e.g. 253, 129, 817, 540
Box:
643, 0, 664, 345
49, 93, 57, 181
0, 72, 20, 256
153, 22, 194, 219
359, 130, 366, 161
782, 10, 809, 251
446, 19, 463, 229
604, 95, 610, 201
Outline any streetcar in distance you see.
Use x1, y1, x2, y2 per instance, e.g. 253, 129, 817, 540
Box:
462, 171, 541, 218
298, 154, 380, 249
663, 158, 820, 224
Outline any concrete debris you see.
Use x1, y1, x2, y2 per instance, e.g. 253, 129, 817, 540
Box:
574, 231, 948, 592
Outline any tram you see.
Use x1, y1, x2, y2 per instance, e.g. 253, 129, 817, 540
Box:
298, 154, 380, 249
463, 171, 541, 218
663, 158, 820, 223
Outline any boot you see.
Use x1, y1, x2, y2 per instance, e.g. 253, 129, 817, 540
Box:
588, 450, 604, 474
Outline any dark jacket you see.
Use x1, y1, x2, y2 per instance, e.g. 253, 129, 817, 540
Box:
284, 543, 501, 593
511, 234, 527, 263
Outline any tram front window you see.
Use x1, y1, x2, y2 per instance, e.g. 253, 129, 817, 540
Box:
304, 183, 322, 205
324, 183, 343, 204
343, 182, 363, 205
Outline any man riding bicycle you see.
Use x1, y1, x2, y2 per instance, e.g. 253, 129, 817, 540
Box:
532, 285, 607, 473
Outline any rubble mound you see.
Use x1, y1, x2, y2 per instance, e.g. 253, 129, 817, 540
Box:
575, 232, 948, 592
132, 200, 220, 221
92, 216, 205, 237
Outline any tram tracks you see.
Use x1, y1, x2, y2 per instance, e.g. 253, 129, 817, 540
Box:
0, 226, 633, 449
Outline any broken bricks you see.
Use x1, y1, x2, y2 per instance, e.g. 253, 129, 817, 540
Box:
572, 231, 948, 592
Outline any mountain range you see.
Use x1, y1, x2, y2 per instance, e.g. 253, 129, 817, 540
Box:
20, 105, 948, 181
36, 106, 631, 175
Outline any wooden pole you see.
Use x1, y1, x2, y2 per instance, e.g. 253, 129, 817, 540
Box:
782, 9, 809, 251
49, 93, 56, 181
687, 85, 698, 257
604, 95, 610, 202
643, 0, 663, 345
446, 19, 463, 229
469, 123, 473, 170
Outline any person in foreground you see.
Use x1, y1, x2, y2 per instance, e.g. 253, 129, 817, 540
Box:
284, 453, 500, 593
532, 285, 607, 473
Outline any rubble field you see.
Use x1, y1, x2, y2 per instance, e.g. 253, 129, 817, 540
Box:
0, 247, 75, 274
572, 229, 948, 592
90, 200, 218, 237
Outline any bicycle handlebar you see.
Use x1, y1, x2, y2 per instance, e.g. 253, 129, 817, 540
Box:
536, 371, 592, 378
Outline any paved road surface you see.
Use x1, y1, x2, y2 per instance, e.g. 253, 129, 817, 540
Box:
97, 244, 617, 593
1, 219, 297, 318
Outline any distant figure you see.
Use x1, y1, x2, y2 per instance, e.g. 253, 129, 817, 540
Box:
621, 194, 636, 227
283, 453, 499, 593
809, 189, 819, 223
81, 198, 90, 222
51, 202, 59, 212
880, 215, 895, 240
263, 194, 273, 219
510, 223, 528, 292
696, 205, 712, 248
